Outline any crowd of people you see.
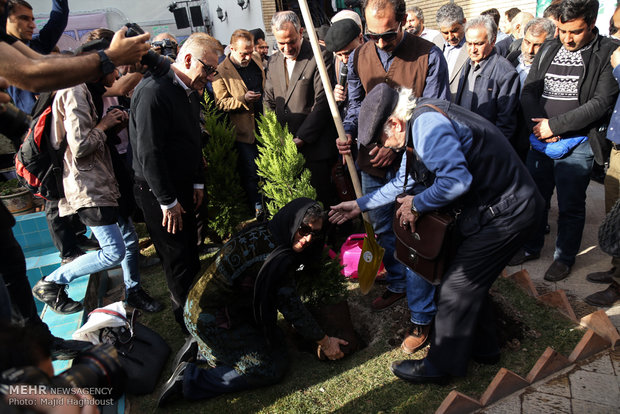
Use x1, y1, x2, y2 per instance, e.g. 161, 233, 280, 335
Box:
1, 0, 619, 410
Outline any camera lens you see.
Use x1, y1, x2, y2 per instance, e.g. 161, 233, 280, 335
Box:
56, 343, 126, 400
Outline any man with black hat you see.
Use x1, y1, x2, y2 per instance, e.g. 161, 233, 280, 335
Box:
343, 82, 542, 383
333, 0, 449, 355
324, 17, 364, 105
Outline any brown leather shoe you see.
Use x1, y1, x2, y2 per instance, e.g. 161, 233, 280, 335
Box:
586, 268, 616, 284
371, 290, 406, 311
584, 281, 620, 307
401, 323, 430, 354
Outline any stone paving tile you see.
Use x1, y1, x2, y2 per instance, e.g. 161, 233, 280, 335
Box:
537, 376, 571, 398
572, 398, 618, 414
569, 370, 620, 407
611, 349, 620, 375
522, 391, 571, 413
477, 394, 521, 414
579, 354, 615, 375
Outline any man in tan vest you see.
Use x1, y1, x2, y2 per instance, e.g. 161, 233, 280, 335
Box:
213, 29, 265, 217
335, 0, 449, 355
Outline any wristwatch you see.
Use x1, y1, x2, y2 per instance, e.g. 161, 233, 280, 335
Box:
97, 50, 115, 76
410, 199, 420, 222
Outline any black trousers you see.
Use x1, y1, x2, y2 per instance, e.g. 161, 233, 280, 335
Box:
45, 199, 86, 259
133, 180, 200, 327
305, 157, 338, 209
427, 201, 540, 377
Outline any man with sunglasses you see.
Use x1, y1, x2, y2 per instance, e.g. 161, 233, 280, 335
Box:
335, 0, 449, 355
130, 33, 220, 331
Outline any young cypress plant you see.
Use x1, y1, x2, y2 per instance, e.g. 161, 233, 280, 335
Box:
255, 110, 317, 219
202, 94, 249, 240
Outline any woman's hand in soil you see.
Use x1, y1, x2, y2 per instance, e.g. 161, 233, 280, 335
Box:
318, 335, 348, 360
329, 200, 361, 225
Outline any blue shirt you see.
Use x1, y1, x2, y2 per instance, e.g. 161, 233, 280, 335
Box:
343, 34, 451, 138
7, 0, 69, 114
608, 64, 620, 144
356, 111, 473, 213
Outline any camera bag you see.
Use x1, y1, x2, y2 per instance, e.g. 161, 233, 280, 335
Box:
90, 308, 171, 395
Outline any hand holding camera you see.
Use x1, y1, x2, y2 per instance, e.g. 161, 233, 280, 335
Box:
98, 107, 128, 132
106, 26, 151, 67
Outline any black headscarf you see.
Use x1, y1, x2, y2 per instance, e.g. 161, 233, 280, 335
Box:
253, 198, 323, 342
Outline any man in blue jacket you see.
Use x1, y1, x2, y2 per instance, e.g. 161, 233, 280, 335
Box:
6, 0, 69, 114
454, 15, 520, 141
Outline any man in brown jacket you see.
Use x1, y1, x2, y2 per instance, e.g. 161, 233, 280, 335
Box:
213, 29, 265, 216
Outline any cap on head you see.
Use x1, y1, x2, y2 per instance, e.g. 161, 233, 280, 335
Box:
324, 19, 361, 52
357, 83, 399, 146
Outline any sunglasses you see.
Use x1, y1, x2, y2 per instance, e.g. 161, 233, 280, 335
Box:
196, 58, 218, 76
298, 223, 321, 238
366, 23, 401, 43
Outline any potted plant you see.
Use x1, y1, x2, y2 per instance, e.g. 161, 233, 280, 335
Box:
0, 178, 34, 215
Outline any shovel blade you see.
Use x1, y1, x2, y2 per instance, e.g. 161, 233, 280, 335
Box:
357, 222, 385, 295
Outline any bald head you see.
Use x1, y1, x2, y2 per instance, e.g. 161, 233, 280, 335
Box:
511, 12, 534, 39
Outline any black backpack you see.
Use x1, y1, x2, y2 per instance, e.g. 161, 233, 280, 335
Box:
14, 92, 66, 200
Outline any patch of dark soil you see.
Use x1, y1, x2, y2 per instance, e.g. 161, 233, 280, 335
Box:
488, 287, 528, 351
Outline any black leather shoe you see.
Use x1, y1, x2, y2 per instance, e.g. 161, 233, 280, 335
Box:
173, 336, 198, 368
390, 359, 449, 385
584, 281, 620, 307
508, 248, 540, 266
126, 288, 163, 313
157, 361, 188, 407
51, 337, 93, 360
32, 279, 83, 314
586, 268, 616, 284
544, 260, 571, 282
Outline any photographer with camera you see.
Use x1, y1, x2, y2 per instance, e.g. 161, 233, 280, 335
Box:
32, 30, 163, 315
1, 322, 125, 414
151, 32, 178, 61
0, 0, 150, 94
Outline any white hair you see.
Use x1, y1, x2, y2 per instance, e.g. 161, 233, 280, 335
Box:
383, 87, 418, 138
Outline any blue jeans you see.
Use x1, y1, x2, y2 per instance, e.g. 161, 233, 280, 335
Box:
45, 216, 140, 291
523, 141, 594, 266
361, 171, 436, 324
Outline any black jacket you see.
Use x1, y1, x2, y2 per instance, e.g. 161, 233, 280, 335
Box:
129, 70, 204, 206
521, 32, 620, 163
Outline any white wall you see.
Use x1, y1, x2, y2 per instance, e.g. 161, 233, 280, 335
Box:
28, 0, 267, 46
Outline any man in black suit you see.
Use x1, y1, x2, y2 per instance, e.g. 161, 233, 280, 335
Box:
263, 10, 338, 207
130, 33, 219, 329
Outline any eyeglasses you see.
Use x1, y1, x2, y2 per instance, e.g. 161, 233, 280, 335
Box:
298, 223, 321, 238
366, 23, 401, 43
196, 58, 218, 76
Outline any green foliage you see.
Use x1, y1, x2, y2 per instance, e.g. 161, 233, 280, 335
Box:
255, 110, 316, 218
295, 249, 349, 306
201, 94, 249, 240
0, 179, 21, 196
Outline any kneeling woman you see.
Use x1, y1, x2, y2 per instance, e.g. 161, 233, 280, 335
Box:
158, 198, 348, 405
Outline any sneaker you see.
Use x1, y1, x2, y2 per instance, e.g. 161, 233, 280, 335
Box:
544, 260, 571, 282
507, 248, 540, 266
371, 290, 406, 311
401, 323, 430, 354
157, 361, 188, 407
32, 279, 83, 314
584, 281, 620, 307
126, 287, 164, 313
586, 267, 616, 284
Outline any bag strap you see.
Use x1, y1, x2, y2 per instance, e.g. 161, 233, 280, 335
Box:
401, 103, 451, 193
